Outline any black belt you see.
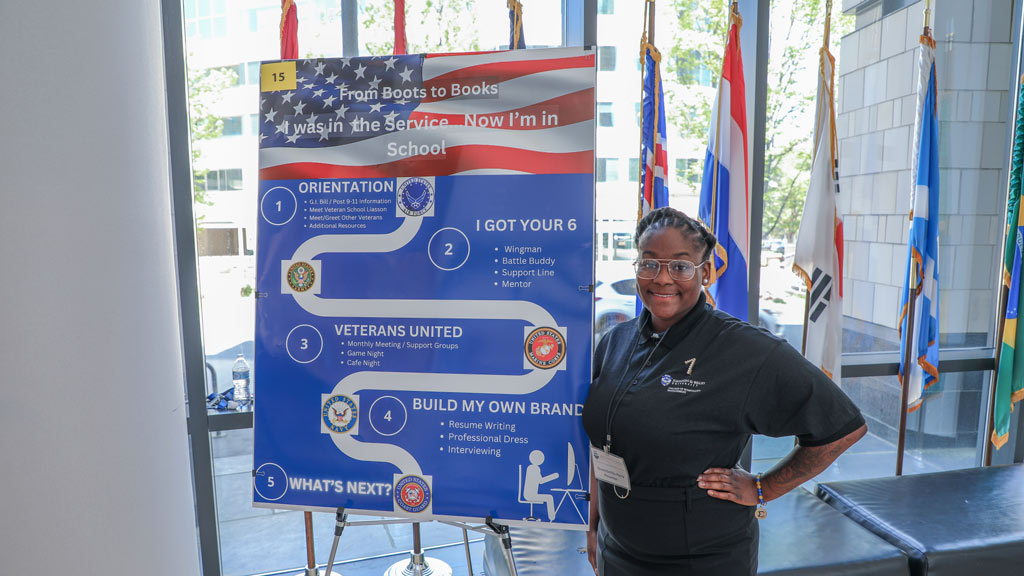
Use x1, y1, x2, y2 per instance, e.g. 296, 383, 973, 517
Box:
600, 480, 704, 509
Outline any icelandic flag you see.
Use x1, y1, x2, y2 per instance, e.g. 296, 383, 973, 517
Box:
635, 41, 669, 314
698, 9, 749, 321
793, 44, 844, 382
508, 0, 525, 50
898, 34, 940, 411
639, 43, 669, 219
992, 64, 1024, 449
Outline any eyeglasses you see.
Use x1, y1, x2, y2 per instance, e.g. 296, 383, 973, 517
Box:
633, 258, 705, 281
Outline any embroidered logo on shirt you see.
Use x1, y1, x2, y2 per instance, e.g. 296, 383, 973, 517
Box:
660, 373, 706, 394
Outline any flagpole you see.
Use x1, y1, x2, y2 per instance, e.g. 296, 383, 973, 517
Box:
648, 0, 655, 44
637, 1, 653, 219
896, 0, 933, 477
984, 73, 1024, 465
802, 0, 834, 357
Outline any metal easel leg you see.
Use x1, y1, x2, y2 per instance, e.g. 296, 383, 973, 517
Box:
462, 528, 473, 576
324, 507, 348, 576
384, 522, 453, 576
485, 517, 518, 576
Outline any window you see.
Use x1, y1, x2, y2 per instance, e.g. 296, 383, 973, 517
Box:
246, 61, 260, 84
220, 116, 242, 136
635, 102, 642, 127
676, 50, 712, 87
196, 227, 240, 257
598, 46, 616, 71
675, 158, 700, 185
598, 0, 614, 15
597, 158, 619, 182
202, 168, 244, 191
248, 114, 260, 135
628, 157, 639, 182
184, 0, 228, 40
597, 102, 614, 127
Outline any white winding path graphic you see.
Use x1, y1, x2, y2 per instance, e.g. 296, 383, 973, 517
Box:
293, 209, 563, 478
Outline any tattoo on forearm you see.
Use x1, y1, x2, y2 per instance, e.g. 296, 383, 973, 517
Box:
762, 427, 864, 500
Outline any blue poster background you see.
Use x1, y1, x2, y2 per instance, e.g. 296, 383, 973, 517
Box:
254, 171, 594, 528
254, 48, 595, 529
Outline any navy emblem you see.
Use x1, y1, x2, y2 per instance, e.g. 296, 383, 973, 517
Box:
524, 327, 565, 369
322, 395, 358, 434
395, 475, 431, 513
660, 374, 673, 386
287, 261, 316, 292
397, 177, 434, 216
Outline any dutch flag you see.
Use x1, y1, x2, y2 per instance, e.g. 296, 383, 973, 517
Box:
699, 5, 749, 321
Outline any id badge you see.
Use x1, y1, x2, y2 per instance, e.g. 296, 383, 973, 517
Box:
590, 445, 631, 490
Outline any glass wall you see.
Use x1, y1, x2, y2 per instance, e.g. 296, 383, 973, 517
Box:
179, 0, 1023, 573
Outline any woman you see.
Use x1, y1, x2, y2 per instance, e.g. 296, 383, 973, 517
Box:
583, 207, 866, 575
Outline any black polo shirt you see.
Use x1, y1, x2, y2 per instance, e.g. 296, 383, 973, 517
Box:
583, 292, 865, 488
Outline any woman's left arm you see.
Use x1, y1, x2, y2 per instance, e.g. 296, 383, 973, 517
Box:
698, 423, 867, 505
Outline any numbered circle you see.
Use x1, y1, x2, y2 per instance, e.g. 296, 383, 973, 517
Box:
253, 463, 288, 501
427, 227, 470, 271
286, 324, 323, 364
368, 396, 408, 436
261, 186, 297, 226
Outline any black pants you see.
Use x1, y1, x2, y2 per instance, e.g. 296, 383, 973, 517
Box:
596, 482, 758, 576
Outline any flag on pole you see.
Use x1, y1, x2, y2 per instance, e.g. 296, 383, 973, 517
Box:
991, 82, 1024, 449
394, 0, 407, 55
699, 3, 749, 321
638, 42, 668, 220
634, 7, 669, 314
793, 43, 844, 381
508, 0, 525, 50
898, 32, 940, 411
280, 0, 298, 60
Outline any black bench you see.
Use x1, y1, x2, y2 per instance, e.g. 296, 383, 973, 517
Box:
757, 487, 909, 575
816, 464, 1024, 576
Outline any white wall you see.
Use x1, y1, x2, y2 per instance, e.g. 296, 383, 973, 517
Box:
0, 1, 200, 573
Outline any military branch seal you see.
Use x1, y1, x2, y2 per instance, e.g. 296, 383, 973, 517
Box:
524, 327, 566, 369
397, 177, 434, 216
322, 395, 358, 434
286, 261, 316, 292
394, 475, 431, 513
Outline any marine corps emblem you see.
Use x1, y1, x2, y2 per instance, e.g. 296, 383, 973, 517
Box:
287, 261, 316, 292
322, 395, 358, 434
395, 475, 431, 513
524, 327, 566, 369
397, 177, 434, 216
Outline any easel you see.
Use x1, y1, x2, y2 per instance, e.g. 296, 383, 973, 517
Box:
302, 508, 519, 576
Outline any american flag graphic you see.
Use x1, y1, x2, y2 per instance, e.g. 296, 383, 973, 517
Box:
259, 48, 595, 179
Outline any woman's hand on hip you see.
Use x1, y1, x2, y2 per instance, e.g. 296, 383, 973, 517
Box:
698, 467, 759, 506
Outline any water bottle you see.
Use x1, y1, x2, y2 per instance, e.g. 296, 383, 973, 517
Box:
232, 354, 251, 408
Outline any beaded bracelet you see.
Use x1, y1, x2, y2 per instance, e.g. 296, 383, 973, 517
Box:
755, 473, 767, 519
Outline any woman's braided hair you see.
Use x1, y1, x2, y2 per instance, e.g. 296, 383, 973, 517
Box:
634, 206, 717, 262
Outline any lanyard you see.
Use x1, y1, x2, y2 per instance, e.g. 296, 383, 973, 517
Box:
602, 317, 671, 453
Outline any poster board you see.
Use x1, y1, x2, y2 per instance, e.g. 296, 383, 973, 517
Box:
253, 47, 595, 529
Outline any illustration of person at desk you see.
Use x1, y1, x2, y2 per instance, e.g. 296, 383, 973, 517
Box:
523, 449, 559, 521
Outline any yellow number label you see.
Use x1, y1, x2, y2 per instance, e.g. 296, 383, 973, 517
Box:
260, 62, 297, 92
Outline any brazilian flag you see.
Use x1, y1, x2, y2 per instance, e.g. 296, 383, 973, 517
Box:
993, 81, 1024, 449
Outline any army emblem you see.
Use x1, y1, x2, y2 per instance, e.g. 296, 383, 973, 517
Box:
287, 261, 316, 292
